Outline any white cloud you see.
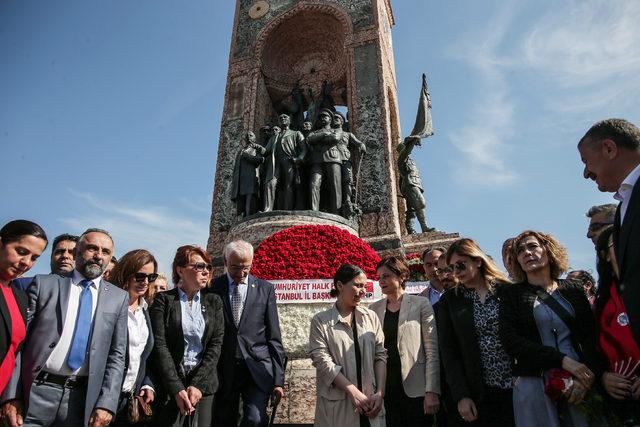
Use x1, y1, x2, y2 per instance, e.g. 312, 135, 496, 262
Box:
62, 189, 209, 276
519, 0, 640, 113
523, 0, 640, 86
445, 0, 640, 186
447, 2, 520, 186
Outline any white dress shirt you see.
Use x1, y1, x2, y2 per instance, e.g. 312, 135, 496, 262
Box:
44, 269, 100, 376
614, 162, 640, 224
122, 298, 150, 393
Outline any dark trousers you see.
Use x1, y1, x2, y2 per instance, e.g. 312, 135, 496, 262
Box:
435, 380, 464, 427
155, 393, 214, 427
214, 360, 271, 427
470, 387, 514, 427
23, 380, 86, 427
384, 384, 434, 427
310, 162, 342, 213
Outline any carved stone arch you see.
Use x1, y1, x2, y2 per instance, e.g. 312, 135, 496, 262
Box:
254, 2, 354, 59
253, 2, 355, 108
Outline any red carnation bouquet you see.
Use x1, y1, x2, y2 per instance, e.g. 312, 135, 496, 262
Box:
252, 225, 381, 280
543, 368, 573, 400
544, 368, 607, 423
405, 252, 427, 281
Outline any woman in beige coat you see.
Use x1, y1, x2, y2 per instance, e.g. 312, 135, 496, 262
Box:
370, 256, 440, 427
308, 264, 387, 427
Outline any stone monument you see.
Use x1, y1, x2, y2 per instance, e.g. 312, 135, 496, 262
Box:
207, 1, 459, 423
208, 0, 414, 263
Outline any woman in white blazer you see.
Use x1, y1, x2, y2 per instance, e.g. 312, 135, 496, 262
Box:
370, 256, 440, 427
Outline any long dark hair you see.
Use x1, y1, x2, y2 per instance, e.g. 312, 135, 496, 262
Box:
0, 220, 48, 248
594, 227, 615, 319
331, 264, 365, 298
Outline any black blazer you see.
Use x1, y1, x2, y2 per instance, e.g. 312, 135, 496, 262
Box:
209, 274, 285, 394
149, 288, 224, 398
0, 284, 28, 364
436, 285, 508, 404
498, 280, 605, 378
614, 177, 640, 345
122, 307, 155, 394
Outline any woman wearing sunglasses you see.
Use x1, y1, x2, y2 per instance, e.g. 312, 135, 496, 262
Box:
108, 249, 158, 425
436, 238, 513, 426
500, 230, 602, 427
150, 245, 224, 427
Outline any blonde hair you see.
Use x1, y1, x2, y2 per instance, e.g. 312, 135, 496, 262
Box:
508, 230, 569, 283
446, 238, 510, 290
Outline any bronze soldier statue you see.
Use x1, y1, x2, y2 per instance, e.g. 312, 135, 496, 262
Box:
332, 111, 366, 218
231, 131, 265, 218
262, 114, 307, 211
397, 136, 434, 234
307, 109, 343, 215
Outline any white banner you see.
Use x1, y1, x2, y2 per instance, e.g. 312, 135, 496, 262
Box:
272, 280, 428, 304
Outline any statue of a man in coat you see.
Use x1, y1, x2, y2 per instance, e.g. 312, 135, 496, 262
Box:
231, 131, 265, 218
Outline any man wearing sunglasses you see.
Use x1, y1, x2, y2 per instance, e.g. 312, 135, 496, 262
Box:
210, 240, 285, 427
585, 204, 616, 245
435, 257, 458, 292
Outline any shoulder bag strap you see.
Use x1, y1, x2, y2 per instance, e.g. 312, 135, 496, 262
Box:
533, 287, 575, 331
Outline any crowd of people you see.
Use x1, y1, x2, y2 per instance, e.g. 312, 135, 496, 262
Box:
0, 225, 284, 427
0, 117, 637, 427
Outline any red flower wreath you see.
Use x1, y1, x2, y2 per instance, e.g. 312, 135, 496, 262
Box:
405, 252, 427, 281
252, 225, 381, 280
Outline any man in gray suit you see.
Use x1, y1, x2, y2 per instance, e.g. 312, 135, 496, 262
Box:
0, 228, 128, 427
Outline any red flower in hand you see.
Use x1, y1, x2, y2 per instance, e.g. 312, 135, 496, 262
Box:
544, 368, 573, 401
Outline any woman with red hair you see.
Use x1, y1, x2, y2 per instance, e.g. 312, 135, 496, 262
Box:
150, 245, 224, 426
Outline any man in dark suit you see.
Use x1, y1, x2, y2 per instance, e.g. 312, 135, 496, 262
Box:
210, 240, 285, 426
0, 228, 128, 427
578, 118, 640, 346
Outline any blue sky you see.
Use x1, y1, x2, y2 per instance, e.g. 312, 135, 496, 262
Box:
1, 0, 637, 277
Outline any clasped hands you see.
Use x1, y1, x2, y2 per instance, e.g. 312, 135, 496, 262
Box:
175, 386, 202, 417
348, 385, 383, 418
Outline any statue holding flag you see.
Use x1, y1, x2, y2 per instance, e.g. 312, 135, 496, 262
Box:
398, 74, 435, 234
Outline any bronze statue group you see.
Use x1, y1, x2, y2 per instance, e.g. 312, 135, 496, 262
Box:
0, 117, 639, 426
231, 108, 367, 221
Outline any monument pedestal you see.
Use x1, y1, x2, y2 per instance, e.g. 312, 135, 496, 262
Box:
210, 210, 358, 268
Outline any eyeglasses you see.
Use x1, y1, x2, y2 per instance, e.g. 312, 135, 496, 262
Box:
189, 262, 213, 273
228, 264, 252, 273
437, 266, 453, 275
588, 222, 612, 232
453, 261, 467, 273
134, 273, 158, 283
